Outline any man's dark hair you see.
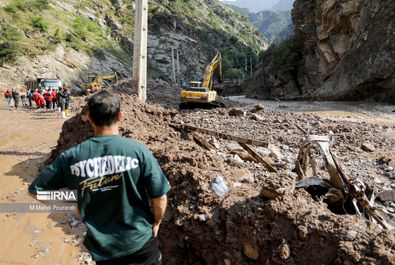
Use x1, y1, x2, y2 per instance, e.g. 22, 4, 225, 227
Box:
88, 91, 120, 126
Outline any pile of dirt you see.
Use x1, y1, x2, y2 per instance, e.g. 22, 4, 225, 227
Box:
112, 79, 181, 109
45, 91, 395, 264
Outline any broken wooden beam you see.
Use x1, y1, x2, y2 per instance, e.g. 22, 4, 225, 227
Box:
239, 143, 278, 173
171, 124, 269, 148
192, 133, 215, 150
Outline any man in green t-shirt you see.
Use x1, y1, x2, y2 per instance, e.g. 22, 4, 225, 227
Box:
29, 91, 171, 264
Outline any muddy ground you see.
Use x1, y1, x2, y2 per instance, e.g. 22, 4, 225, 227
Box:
0, 81, 394, 264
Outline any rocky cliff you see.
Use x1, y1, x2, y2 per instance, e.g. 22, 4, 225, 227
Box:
244, 0, 395, 102
0, 0, 267, 90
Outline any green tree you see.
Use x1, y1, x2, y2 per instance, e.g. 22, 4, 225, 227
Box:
0, 41, 19, 66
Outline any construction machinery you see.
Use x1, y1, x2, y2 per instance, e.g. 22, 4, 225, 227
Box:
81, 72, 118, 95
180, 52, 223, 108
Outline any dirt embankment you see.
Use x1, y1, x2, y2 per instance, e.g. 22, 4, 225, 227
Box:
47, 88, 395, 265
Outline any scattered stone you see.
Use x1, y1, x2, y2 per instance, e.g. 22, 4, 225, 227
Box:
377, 189, 395, 202
251, 113, 264, 121
279, 242, 290, 260
242, 244, 259, 260
379, 156, 392, 164
260, 171, 296, 199
64, 239, 70, 243
233, 168, 254, 183
269, 146, 283, 161
208, 138, 220, 149
361, 143, 375, 152
228, 108, 245, 117
233, 154, 244, 164
298, 226, 308, 240
254, 104, 265, 111
346, 230, 357, 240
198, 214, 206, 222
70, 220, 80, 228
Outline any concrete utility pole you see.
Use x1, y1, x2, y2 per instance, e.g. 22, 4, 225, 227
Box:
250, 56, 253, 77
171, 48, 176, 84
132, 0, 148, 102
176, 49, 180, 83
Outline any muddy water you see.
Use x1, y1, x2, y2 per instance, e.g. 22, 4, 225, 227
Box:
228, 96, 395, 126
0, 99, 87, 265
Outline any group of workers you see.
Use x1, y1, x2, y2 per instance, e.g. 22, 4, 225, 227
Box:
3, 86, 71, 119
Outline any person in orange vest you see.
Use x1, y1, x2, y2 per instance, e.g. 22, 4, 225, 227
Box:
51, 88, 57, 109
4, 90, 13, 109
44, 89, 53, 110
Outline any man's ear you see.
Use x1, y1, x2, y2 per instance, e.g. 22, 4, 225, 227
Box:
118, 112, 122, 122
88, 113, 95, 127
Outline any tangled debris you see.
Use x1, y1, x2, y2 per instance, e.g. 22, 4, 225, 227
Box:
45, 88, 395, 264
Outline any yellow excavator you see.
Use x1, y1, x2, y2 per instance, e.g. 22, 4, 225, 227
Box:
81, 72, 119, 95
180, 52, 223, 108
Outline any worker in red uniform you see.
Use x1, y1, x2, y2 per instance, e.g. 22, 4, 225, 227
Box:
51, 89, 57, 109
33, 89, 40, 108
38, 91, 46, 108
44, 89, 52, 109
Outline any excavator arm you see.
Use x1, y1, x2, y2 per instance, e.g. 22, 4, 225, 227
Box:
202, 52, 222, 90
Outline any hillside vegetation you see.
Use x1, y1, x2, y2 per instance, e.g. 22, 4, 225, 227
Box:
227, 4, 292, 45
0, 0, 267, 84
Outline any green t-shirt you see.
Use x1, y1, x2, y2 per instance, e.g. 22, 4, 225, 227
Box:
29, 135, 171, 261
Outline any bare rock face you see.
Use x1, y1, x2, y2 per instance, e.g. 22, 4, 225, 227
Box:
244, 0, 395, 102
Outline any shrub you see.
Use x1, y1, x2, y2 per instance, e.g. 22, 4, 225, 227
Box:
30, 16, 49, 33
0, 41, 19, 66
1, 26, 22, 41
30, 0, 51, 10
53, 28, 62, 43
3, 4, 18, 13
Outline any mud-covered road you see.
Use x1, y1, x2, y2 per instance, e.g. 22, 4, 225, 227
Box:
0, 100, 89, 265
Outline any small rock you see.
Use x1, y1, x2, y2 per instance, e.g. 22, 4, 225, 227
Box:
361, 143, 375, 152
269, 146, 283, 161
224, 259, 231, 265
64, 239, 70, 243
346, 230, 357, 240
254, 104, 265, 111
70, 220, 80, 228
229, 108, 245, 116
377, 189, 395, 202
389, 160, 395, 168
379, 156, 392, 164
298, 226, 308, 240
279, 243, 290, 260
198, 214, 206, 222
242, 244, 259, 260
232, 182, 242, 188
233, 154, 244, 164
233, 168, 254, 183
208, 138, 220, 149
251, 113, 264, 121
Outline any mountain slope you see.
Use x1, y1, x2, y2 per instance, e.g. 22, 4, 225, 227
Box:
244, 0, 395, 102
248, 10, 292, 45
220, 0, 278, 12
0, 0, 267, 89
